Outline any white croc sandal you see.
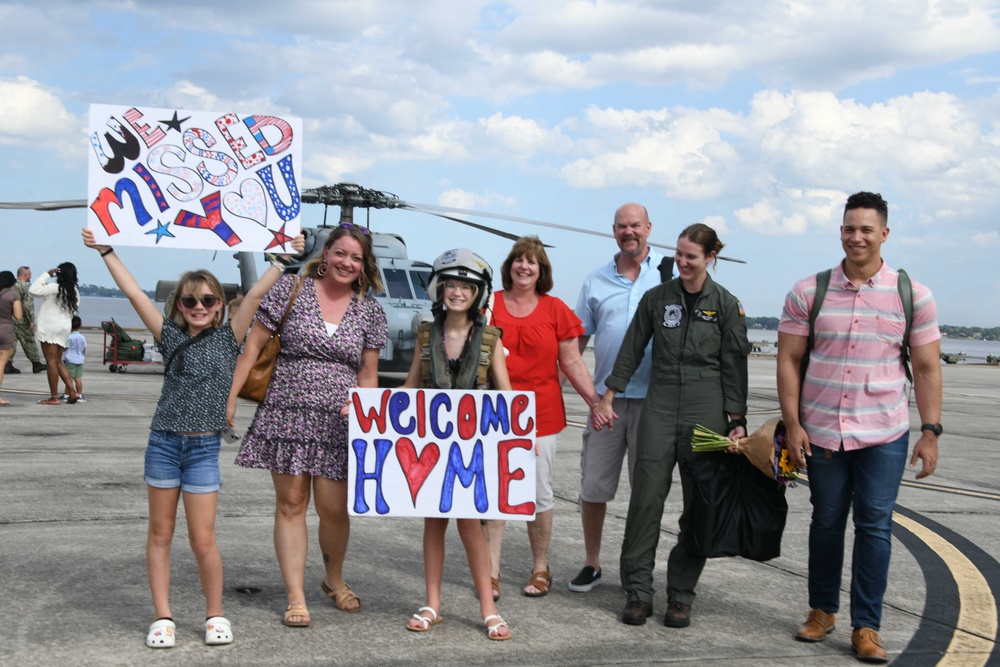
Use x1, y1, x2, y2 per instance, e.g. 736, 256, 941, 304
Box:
146, 618, 176, 649
205, 616, 234, 645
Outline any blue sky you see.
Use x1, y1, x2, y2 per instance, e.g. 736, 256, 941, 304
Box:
2, 0, 999, 326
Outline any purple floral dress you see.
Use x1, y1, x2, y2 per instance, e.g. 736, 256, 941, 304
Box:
235, 275, 388, 480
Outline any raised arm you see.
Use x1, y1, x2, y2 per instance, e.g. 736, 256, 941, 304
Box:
81, 228, 164, 339
230, 236, 305, 343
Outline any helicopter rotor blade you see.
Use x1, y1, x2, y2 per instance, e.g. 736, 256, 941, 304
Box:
400, 205, 552, 246
402, 201, 745, 264
0, 199, 87, 211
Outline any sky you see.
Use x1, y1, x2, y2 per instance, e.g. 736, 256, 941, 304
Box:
1, 0, 999, 327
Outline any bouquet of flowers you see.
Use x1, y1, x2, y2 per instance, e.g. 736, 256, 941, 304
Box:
691, 417, 800, 487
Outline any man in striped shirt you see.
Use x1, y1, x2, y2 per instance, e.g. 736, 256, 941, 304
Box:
777, 191, 942, 664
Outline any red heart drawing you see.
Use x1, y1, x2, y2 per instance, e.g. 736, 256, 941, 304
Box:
396, 438, 440, 505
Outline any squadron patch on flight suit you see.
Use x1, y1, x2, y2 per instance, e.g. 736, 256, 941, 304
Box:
694, 309, 718, 322
663, 304, 683, 328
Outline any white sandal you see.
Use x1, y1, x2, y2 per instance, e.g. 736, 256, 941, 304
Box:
146, 618, 175, 648
484, 613, 511, 641
205, 616, 233, 645
406, 606, 443, 632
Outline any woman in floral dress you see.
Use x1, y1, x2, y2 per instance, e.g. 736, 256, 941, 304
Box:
228, 224, 387, 628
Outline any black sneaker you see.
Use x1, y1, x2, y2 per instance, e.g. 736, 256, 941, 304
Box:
568, 565, 602, 592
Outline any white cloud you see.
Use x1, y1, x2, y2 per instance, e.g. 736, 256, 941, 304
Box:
0, 76, 80, 150
438, 188, 517, 211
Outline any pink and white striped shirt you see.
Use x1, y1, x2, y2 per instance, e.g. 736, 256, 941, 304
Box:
778, 262, 940, 451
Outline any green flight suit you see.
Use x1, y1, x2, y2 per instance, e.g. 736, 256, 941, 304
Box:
605, 274, 749, 605
12, 279, 41, 364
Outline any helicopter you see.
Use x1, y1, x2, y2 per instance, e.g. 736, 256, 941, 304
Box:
1, 182, 746, 373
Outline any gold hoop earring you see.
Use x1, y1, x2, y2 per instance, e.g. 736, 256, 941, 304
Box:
317, 261, 328, 277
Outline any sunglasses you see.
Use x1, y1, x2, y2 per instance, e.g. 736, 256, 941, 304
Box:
340, 222, 371, 236
178, 294, 220, 309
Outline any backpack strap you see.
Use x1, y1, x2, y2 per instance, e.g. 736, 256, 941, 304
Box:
897, 268, 913, 383
801, 269, 832, 382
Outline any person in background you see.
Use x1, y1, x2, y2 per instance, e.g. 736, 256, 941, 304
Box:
30, 262, 81, 405
227, 287, 245, 322
778, 191, 942, 664
229, 224, 388, 629
62, 315, 87, 402
593, 222, 749, 629
402, 248, 513, 641
484, 236, 606, 599
84, 227, 303, 649
569, 202, 664, 593
5, 266, 46, 375
0, 270, 24, 406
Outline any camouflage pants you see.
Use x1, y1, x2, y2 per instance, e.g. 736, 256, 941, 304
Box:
11, 324, 41, 363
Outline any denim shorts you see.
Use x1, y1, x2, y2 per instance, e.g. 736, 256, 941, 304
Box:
144, 430, 222, 494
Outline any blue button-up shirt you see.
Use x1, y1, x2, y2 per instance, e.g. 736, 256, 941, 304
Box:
574, 248, 664, 397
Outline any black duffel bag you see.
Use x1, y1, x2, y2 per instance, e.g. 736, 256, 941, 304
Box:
682, 450, 788, 562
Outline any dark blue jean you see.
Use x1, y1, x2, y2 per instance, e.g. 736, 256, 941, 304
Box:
806, 432, 909, 630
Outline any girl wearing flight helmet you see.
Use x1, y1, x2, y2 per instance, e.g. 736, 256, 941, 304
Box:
402, 248, 514, 641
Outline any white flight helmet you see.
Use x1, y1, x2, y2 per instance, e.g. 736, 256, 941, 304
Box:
426, 248, 493, 312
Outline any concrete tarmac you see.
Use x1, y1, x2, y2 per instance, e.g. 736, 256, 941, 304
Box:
1, 329, 998, 666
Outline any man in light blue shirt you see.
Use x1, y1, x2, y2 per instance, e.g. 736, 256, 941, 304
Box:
569, 202, 664, 593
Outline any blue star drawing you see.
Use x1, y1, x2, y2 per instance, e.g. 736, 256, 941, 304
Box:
146, 220, 175, 244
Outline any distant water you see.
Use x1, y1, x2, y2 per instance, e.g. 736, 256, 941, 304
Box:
79, 297, 998, 362
747, 328, 999, 364
78, 296, 163, 330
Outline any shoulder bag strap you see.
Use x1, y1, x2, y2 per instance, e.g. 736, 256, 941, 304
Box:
800, 269, 832, 383
897, 268, 913, 383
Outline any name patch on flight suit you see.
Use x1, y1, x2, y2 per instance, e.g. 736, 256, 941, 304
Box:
663, 304, 683, 328
694, 309, 718, 322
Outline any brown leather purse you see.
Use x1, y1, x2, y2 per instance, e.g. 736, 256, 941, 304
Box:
237, 276, 304, 402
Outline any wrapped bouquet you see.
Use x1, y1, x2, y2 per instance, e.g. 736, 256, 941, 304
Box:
691, 417, 800, 487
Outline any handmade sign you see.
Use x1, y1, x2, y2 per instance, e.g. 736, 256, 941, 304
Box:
87, 104, 302, 251
348, 388, 537, 520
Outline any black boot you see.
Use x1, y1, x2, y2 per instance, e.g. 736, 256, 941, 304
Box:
5, 361, 21, 374
32, 361, 47, 373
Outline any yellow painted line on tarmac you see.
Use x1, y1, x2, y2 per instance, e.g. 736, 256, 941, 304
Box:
892, 513, 997, 666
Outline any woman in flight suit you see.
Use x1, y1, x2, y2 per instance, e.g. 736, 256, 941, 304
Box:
592, 223, 750, 628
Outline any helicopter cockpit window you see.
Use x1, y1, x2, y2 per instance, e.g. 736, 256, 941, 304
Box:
382, 268, 413, 299
410, 270, 431, 301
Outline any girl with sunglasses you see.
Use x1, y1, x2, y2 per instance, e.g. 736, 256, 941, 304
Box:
82, 227, 304, 650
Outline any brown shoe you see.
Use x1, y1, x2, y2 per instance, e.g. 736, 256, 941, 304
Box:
664, 601, 691, 628
621, 600, 653, 625
852, 627, 888, 663
795, 609, 836, 642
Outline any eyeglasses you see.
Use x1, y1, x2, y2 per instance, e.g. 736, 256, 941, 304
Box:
339, 222, 371, 236
444, 280, 475, 294
178, 294, 220, 309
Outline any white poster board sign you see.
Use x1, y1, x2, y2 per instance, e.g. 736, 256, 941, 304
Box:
348, 388, 536, 520
87, 104, 302, 251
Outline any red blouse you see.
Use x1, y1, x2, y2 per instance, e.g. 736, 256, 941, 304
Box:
491, 291, 584, 437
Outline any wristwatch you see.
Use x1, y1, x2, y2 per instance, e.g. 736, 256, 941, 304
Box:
920, 423, 943, 436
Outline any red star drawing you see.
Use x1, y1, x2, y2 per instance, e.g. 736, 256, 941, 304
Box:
265, 222, 294, 250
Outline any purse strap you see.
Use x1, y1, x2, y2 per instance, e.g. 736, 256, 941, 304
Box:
271, 276, 305, 337
163, 327, 217, 374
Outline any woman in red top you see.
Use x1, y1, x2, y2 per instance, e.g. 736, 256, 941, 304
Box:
485, 236, 607, 598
